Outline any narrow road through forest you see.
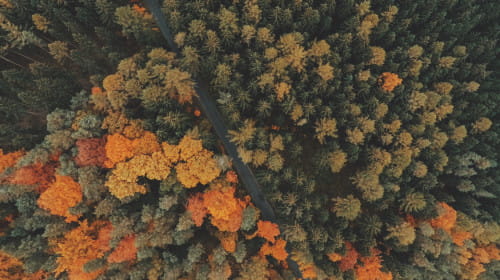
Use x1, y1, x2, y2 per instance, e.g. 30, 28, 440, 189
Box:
144, 0, 304, 278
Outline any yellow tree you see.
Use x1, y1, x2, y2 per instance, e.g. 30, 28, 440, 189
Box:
176, 136, 221, 188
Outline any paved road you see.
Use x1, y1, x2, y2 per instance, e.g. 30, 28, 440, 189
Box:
144, 0, 304, 278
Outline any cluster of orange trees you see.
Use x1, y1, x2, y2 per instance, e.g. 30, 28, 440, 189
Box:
1, 0, 499, 279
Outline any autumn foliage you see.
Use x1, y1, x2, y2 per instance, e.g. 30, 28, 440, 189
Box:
217, 231, 238, 253
0, 251, 23, 279
1, 2, 498, 279
339, 242, 360, 272
203, 186, 246, 232
37, 175, 83, 223
175, 136, 221, 188
0, 149, 24, 174
378, 72, 403, 92
105, 134, 220, 199
355, 249, 393, 280
53, 221, 111, 280
74, 138, 106, 167
186, 185, 247, 232
103, 133, 136, 168
259, 238, 288, 261
257, 221, 288, 262
430, 202, 457, 233
107, 235, 137, 263
225, 170, 238, 184
256, 220, 280, 243
0, 251, 49, 280
8, 160, 58, 192
186, 193, 208, 227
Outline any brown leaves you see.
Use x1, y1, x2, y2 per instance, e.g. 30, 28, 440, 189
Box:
8, 160, 58, 193
186, 193, 208, 227
74, 138, 106, 167
339, 242, 359, 272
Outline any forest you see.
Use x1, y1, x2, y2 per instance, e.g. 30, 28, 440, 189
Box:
0, 0, 499, 279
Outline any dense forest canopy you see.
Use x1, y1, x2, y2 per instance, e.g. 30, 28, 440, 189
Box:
0, 0, 499, 279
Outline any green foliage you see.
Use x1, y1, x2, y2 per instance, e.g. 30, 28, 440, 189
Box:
0, 0, 499, 279
331, 195, 361, 221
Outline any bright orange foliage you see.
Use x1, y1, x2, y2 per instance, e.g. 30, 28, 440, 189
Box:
0, 149, 24, 174
37, 175, 83, 223
430, 202, 457, 233
225, 170, 238, 184
53, 221, 111, 280
459, 245, 500, 280
91, 87, 102, 95
301, 264, 317, 279
355, 249, 393, 280
327, 253, 342, 262
378, 72, 403, 92
194, 109, 201, 117
108, 235, 137, 263
339, 242, 359, 272
132, 4, 146, 15
256, 220, 280, 243
74, 138, 107, 167
483, 244, 500, 261
95, 223, 112, 253
0, 251, 24, 279
103, 133, 136, 168
186, 193, 208, 227
259, 239, 288, 261
203, 186, 245, 232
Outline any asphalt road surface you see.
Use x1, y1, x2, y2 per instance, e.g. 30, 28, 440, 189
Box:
144, 0, 304, 278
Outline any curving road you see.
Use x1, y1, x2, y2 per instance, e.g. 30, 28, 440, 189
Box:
144, 0, 304, 278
